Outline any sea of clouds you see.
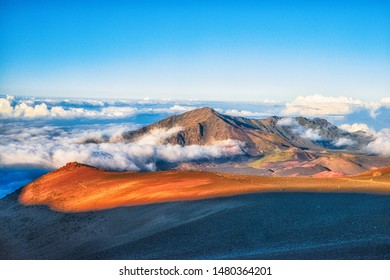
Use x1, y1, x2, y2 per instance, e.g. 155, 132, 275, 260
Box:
0, 94, 389, 197
0, 123, 244, 171
276, 116, 390, 154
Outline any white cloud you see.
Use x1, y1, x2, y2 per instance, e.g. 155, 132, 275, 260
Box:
327, 124, 390, 155
366, 129, 390, 157
293, 127, 324, 141
0, 124, 244, 171
381, 97, 390, 108
14, 102, 50, 118
99, 107, 138, 118
333, 138, 356, 147
0, 98, 14, 116
262, 99, 280, 103
283, 94, 380, 118
276, 117, 299, 127
339, 123, 375, 135
148, 105, 196, 114
0, 124, 140, 152
381, 97, 390, 102
135, 127, 183, 145
277, 117, 323, 141
0, 97, 200, 119
338, 123, 390, 156
0, 97, 139, 119
224, 109, 269, 117
42, 98, 106, 106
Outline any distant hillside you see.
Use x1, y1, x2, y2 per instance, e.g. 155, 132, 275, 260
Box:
123, 107, 372, 157
81, 107, 390, 176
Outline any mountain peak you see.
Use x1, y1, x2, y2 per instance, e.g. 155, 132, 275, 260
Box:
152, 106, 223, 126
191, 106, 216, 114
123, 106, 373, 157
55, 162, 98, 173
178, 106, 221, 120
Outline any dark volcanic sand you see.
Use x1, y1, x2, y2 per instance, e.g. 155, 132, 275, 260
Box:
0, 191, 389, 259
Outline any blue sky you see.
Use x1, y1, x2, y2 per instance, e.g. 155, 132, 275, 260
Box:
1, 0, 389, 101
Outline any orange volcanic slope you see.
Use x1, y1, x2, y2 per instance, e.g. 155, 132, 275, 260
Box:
19, 162, 390, 212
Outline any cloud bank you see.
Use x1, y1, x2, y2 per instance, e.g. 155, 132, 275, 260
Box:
338, 122, 390, 156
276, 117, 298, 127
277, 117, 324, 141
0, 96, 197, 119
1, 95, 282, 120
339, 123, 375, 135
0, 97, 138, 119
224, 109, 270, 117
332, 138, 356, 147
277, 117, 363, 146
0, 124, 244, 172
366, 129, 390, 157
283, 94, 385, 118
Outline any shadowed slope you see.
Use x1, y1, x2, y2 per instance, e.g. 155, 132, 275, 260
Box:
19, 162, 390, 212
2, 190, 390, 259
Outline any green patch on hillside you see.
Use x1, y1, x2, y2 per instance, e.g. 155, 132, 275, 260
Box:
249, 150, 295, 169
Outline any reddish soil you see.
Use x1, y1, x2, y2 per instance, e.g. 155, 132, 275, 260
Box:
19, 162, 390, 212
